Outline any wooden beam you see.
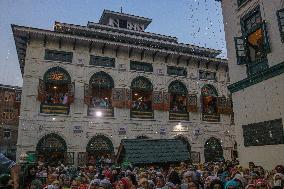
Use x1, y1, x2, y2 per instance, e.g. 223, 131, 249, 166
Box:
206, 61, 210, 69
215, 62, 220, 71
58, 37, 62, 49
177, 55, 182, 65
186, 58, 191, 66
73, 39, 77, 50
101, 43, 107, 54
89, 41, 93, 53
115, 46, 120, 57
141, 49, 145, 60
129, 47, 133, 58
152, 51, 158, 62
27, 32, 31, 44
43, 35, 47, 47
197, 60, 200, 68
165, 53, 170, 63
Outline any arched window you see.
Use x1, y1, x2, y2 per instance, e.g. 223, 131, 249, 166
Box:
86, 135, 114, 166
131, 76, 153, 117
168, 81, 188, 113
36, 133, 67, 165
42, 67, 72, 107
89, 71, 114, 109
201, 84, 219, 122
204, 137, 223, 162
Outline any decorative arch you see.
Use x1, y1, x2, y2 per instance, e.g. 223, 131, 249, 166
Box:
204, 137, 223, 162
131, 76, 153, 92
89, 71, 114, 89
201, 84, 218, 97
168, 80, 188, 95
201, 84, 219, 121
86, 135, 114, 155
168, 80, 188, 115
36, 133, 67, 153
43, 66, 71, 84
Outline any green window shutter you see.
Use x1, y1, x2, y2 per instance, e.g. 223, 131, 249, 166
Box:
234, 36, 247, 65
262, 21, 271, 53
277, 9, 284, 42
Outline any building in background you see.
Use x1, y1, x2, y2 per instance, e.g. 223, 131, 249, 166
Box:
0, 84, 21, 161
12, 10, 234, 165
218, 0, 284, 169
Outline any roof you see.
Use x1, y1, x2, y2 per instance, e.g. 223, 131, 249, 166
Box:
99, 10, 152, 29
116, 139, 190, 165
0, 84, 22, 91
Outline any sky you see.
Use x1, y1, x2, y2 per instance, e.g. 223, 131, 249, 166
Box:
0, 0, 226, 87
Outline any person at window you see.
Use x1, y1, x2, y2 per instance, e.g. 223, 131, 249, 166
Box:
62, 93, 68, 105
99, 98, 107, 108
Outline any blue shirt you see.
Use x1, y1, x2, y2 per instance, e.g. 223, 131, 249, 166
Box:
0, 153, 16, 173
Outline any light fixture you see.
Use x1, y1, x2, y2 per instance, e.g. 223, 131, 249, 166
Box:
53, 86, 57, 89
134, 93, 138, 96
95, 111, 102, 117
105, 97, 108, 99
52, 117, 56, 120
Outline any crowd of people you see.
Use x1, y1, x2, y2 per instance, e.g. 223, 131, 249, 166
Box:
1, 153, 284, 189
91, 97, 111, 109
45, 92, 68, 105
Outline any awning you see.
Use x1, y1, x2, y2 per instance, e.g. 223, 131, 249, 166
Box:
116, 139, 190, 165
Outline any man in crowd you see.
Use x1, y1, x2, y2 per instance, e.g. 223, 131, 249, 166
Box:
0, 153, 20, 189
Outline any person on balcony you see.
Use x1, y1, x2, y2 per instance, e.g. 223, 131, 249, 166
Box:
62, 93, 68, 105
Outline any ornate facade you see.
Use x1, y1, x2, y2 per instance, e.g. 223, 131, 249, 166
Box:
219, 0, 284, 169
12, 10, 234, 165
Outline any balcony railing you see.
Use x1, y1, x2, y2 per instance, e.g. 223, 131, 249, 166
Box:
40, 103, 69, 114
202, 113, 220, 122
169, 111, 189, 121
130, 109, 154, 119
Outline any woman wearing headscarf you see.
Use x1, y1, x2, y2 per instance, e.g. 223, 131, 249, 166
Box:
224, 180, 240, 189
210, 179, 224, 189
273, 173, 284, 188
255, 179, 271, 189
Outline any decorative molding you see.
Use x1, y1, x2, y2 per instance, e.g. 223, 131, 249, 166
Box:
228, 61, 284, 93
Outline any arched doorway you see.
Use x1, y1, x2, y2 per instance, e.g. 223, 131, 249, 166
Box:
86, 135, 114, 166
201, 84, 219, 122
36, 133, 67, 165
131, 76, 153, 119
204, 137, 223, 162
39, 66, 73, 114
88, 71, 114, 117
168, 80, 188, 120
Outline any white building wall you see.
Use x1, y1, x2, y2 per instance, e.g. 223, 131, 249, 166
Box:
17, 37, 234, 165
221, 0, 284, 169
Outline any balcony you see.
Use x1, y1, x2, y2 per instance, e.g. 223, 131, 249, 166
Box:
169, 111, 189, 121
40, 103, 69, 115
202, 113, 220, 122
130, 109, 154, 119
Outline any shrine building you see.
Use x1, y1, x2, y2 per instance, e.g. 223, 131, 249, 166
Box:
12, 10, 234, 165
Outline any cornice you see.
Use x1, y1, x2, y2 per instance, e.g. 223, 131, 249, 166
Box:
228, 61, 284, 93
